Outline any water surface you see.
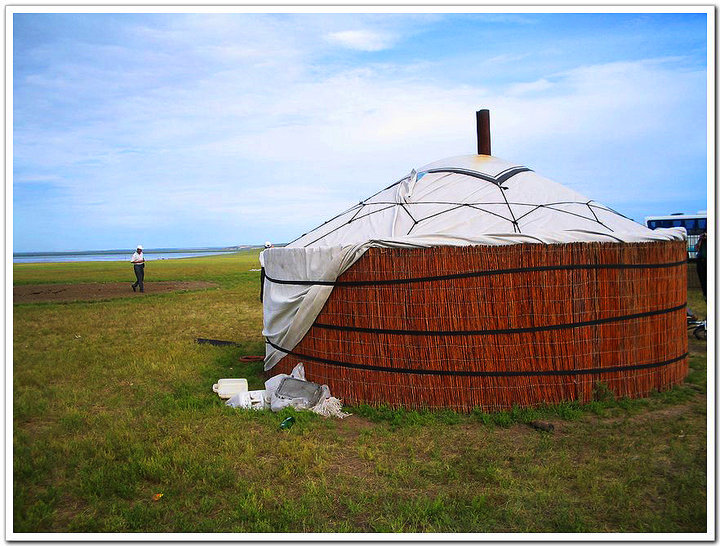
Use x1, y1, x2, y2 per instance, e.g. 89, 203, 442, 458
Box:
13, 248, 243, 264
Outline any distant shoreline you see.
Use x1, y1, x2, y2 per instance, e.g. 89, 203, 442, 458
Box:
14, 245, 260, 258
13, 246, 263, 264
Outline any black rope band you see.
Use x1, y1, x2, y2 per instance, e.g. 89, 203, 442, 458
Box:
266, 338, 688, 378
314, 303, 686, 337
263, 258, 687, 287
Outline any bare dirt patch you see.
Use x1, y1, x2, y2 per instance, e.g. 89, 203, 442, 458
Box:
14, 281, 218, 304
688, 337, 707, 354
579, 395, 704, 429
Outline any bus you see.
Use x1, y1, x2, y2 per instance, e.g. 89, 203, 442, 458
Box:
645, 212, 707, 260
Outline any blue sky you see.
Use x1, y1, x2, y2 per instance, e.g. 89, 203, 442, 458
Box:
13, 11, 708, 252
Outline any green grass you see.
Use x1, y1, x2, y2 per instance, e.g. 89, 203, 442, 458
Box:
687, 288, 707, 320
13, 250, 260, 288
13, 253, 707, 533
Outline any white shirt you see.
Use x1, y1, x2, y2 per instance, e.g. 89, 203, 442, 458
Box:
131, 251, 145, 264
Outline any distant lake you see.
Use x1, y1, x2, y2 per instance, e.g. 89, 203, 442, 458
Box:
13, 248, 247, 264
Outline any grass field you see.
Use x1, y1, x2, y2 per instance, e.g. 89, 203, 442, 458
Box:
12, 252, 708, 534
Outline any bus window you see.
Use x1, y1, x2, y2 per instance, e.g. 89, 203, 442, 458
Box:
686, 219, 697, 230
699, 219, 707, 230
672, 220, 682, 227
648, 220, 657, 229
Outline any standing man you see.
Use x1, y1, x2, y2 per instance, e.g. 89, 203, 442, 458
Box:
131, 245, 146, 292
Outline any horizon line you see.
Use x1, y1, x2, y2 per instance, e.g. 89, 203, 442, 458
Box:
12, 245, 272, 257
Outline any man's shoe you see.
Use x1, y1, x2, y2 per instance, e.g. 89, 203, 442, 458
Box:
132, 284, 136, 292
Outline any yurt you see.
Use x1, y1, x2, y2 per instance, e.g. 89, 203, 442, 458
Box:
260, 111, 688, 412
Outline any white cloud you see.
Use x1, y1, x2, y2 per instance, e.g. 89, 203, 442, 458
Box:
13, 174, 62, 184
18, 55, 706, 240
325, 30, 396, 51
506, 78, 553, 96
13, 15, 707, 250
485, 53, 531, 65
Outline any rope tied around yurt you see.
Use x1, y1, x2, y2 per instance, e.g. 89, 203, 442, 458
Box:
262, 257, 687, 287
265, 337, 688, 378
312, 302, 687, 336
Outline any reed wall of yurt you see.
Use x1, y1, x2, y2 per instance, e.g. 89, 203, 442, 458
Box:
268, 239, 688, 412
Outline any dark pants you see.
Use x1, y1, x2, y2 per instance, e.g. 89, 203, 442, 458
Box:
133, 264, 145, 292
697, 257, 706, 299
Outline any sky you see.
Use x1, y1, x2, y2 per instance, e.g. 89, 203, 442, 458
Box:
12, 11, 709, 252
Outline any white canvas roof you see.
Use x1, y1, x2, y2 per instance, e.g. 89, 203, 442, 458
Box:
288, 155, 665, 248
261, 154, 685, 370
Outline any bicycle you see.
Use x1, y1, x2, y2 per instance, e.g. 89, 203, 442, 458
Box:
687, 308, 707, 340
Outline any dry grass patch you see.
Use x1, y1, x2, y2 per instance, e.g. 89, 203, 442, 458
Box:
14, 281, 218, 303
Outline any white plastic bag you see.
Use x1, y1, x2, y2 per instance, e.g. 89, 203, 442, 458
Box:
265, 363, 311, 412
290, 362, 306, 381
263, 362, 350, 417
226, 389, 267, 410
264, 373, 290, 394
